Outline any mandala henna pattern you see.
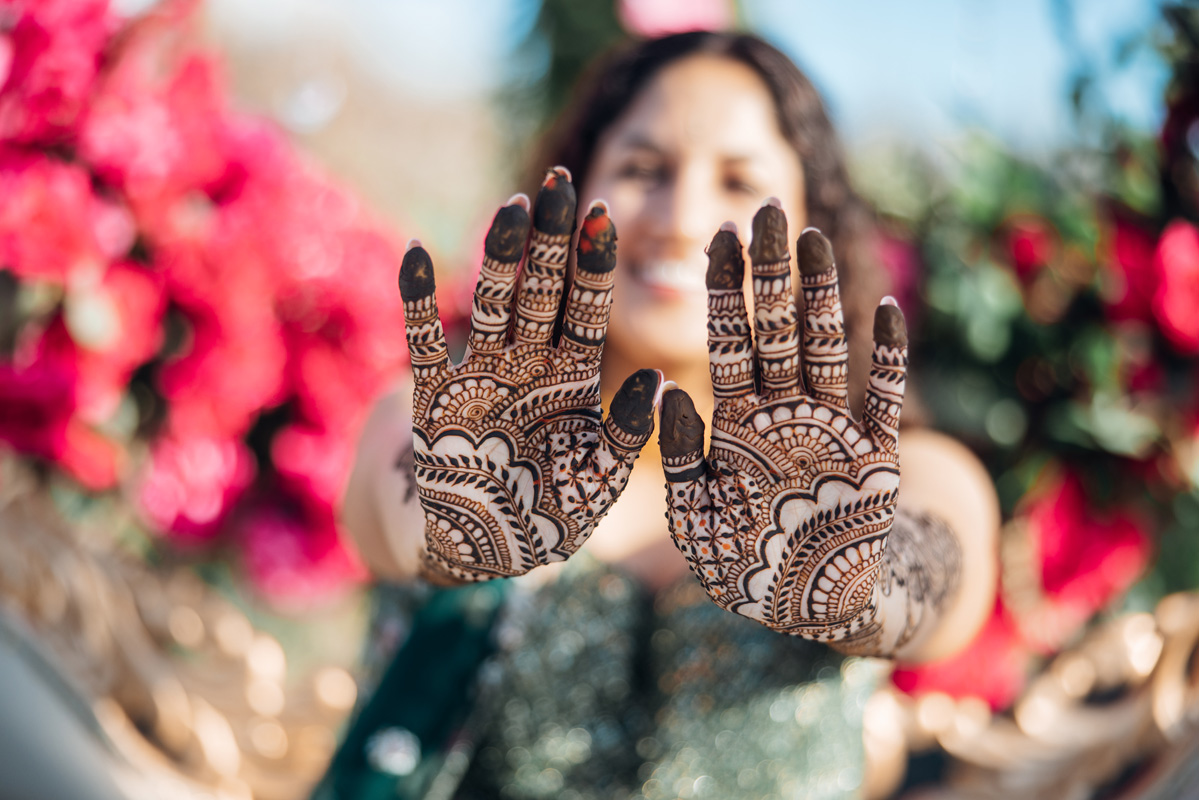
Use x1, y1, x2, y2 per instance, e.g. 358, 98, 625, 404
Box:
660, 207, 940, 656
400, 171, 660, 585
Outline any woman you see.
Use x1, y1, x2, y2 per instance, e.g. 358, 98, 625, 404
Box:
329, 31, 999, 799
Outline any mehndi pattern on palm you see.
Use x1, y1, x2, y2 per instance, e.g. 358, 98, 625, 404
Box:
660, 205, 910, 652
399, 170, 660, 585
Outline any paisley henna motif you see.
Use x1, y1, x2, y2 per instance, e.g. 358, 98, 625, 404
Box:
661, 207, 920, 654
400, 171, 660, 585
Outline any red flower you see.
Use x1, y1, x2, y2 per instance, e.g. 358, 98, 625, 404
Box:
0, 320, 119, 488
65, 260, 165, 422
137, 433, 255, 542
1031, 472, 1152, 641
891, 599, 1034, 711
80, 42, 227, 228
238, 492, 367, 610
1004, 215, 1056, 281
1103, 213, 1158, 324
0, 152, 110, 284
1152, 220, 1199, 354
0, 0, 114, 145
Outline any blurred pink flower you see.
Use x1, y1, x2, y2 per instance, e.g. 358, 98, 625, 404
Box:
1004, 215, 1056, 281
1028, 472, 1152, 648
0, 152, 107, 283
618, 0, 732, 37
891, 599, 1033, 711
239, 495, 366, 610
0, 0, 114, 145
67, 260, 165, 422
271, 423, 354, 508
0, 319, 119, 488
80, 44, 227, 225
137, 433, 255, 542
1152, 220, 1199, 354
1103, 213, 1157, 324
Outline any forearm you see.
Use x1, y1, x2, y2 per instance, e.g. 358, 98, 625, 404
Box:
829, 508, 963, 658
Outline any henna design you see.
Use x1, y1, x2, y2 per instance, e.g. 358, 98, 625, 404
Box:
662, 210, 922, 655
835, 507, 963, 656
393, 441, 417, 504
399, 172, 660, 585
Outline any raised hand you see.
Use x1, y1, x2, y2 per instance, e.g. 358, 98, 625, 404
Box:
658, 203, 914, 654
399, 169, 661, 585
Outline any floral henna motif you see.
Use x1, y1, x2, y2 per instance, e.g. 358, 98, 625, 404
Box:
661, 207, 923, 655
399, 171, 660, 585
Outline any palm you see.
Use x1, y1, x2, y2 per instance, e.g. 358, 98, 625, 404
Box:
661, 208, 907, 646
400, 171, 659, 584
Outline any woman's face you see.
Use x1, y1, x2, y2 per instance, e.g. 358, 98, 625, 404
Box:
582, 54, 806, 372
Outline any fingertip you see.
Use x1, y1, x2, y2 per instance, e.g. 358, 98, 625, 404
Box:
577, 201, 617, 273
762, 196, 782, 208
719, 220, 738, 234
484, 204, 532, 262
405, 238, 422, 252
399, 245, 436, 300
610, 368, 661, 436
748, 203, 789, 264
796, 228, 835, 276
659, 388, 705, 458
873, 302, 908, 347
705, 228, 745, 290
534, 167, 577, 235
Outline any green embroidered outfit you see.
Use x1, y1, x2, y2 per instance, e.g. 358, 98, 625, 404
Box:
316, 556, 877, 799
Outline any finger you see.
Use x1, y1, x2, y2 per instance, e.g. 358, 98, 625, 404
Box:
863, 299, 908, 452
748, 201, 800, 394
467, 197, 531, 354
513, 168, 575, 345
561, 199, 616, 359
398, 243, 449, 381
797, 229, 850, 408
659, 388, 723, 588
600, 367, 660, 456
706, 226, 755, 400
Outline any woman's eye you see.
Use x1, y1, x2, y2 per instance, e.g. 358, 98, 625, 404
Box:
724, 177, 759, 195
618, 163, 664, 184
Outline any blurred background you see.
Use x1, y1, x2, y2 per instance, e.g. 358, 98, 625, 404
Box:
2, 0, 1199, 798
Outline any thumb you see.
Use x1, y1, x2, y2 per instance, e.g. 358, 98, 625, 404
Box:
659, 388, 707, 482
601, 368, 661, 454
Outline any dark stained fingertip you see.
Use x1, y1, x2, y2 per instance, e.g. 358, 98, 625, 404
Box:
398, 246, 436, 301
610, 368, 660, 435
797, 229, 835, 276
533, 169, 577, 235
748, 204, 789, 264
484, 204, 531, 262
873, 303, 908, 347
576, 206, 617, 273
705, 229, 744, 289
659, 389, 706, 458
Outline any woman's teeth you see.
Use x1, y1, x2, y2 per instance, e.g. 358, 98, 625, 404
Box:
636, 260, 706, 292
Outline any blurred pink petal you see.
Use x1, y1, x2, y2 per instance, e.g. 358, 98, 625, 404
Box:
618, 0, 732, 37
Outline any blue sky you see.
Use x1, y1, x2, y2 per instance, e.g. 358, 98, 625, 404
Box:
209, 0, 1170, 150
745, 0, 1169, 148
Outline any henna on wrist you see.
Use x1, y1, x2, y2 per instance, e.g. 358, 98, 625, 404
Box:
830, 507, 963, 657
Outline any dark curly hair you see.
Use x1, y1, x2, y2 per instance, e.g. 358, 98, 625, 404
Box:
534, 31, 889, 412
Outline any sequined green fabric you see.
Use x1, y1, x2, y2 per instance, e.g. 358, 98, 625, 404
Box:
368, 556, 877, 799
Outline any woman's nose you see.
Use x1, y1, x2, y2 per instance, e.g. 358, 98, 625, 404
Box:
651, 168, 721, 254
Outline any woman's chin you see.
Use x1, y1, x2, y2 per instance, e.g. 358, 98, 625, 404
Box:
607, 303, 711, 370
